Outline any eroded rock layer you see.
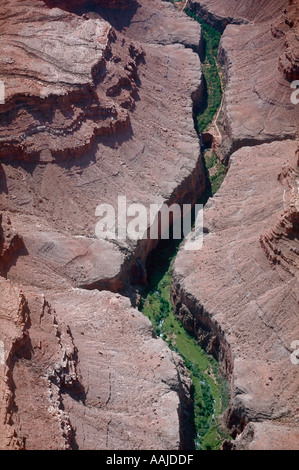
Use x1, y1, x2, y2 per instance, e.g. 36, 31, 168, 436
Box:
172, 140, 299, 449
217, 16, 298, 162
0, 282, 193, 449
0, 0, 202, 449
0, 0, 204, 291
187, 0, 288, 31
172, 0, 299, 451
44, 0, 135, 11
276, 0, 299, 80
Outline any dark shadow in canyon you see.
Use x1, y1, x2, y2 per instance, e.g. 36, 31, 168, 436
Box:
43, 0, 140, 31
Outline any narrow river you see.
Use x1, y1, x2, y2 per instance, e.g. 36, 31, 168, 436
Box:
139, 5, 230, 450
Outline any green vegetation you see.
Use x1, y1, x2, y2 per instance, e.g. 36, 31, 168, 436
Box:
205, 150, 226, 195
185, 8, 226, 196
185, 8, 222, 133
140, 3, 229, 450
140, 238, 230, 450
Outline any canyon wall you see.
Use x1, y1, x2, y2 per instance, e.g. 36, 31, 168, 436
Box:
44, 0, 135, 10
0, 0, 204, 449
1, 0, 298, 450
187, 0, 288, 31
172, 0, 299, 450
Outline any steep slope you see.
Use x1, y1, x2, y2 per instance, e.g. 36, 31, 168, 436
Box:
172, 0, 299, 450
0, 0, 203, 449
0, 277, 193, 449
0, 0, 205, 293
172, 141, 299, 449
187, 0, 287, 31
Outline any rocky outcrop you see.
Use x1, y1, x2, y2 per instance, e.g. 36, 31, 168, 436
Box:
0, 279, 193, 449
260, 149, 299, 276
48, 289, 194, 450
0, 0, 202, 449
187, 0, 287, 32
0, 0, 205, 294
172, 140, 299, 449
217, 20, 298, 163
0, 214, 24, 277
112, 0, 202, 52
276, 0, 299, 80
44, 0, 135, 11
0, 276, 85, 449
223, 421, 299, 450
0, 0, 145, 163
172, 0, 299, 450
187, 0, 299, 164
0, 278, 29, 449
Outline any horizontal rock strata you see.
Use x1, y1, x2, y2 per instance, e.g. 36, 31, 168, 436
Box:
0, 282, 193, 449
172, 140, 299, 449
0, 0, 203, 449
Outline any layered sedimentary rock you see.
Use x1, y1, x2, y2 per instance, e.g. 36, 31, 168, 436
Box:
0, 0, 202, 449
188, 0, 298, 163
0, 281, 193, 450
223, 421, 299, 450
217, 18, 298, 162
276, 0, 299, 80
187, 0, 288, 31
44, 0, 135, 11
172, 141, 299, 449
0, 0, 143, 162
260, 148, 299, 277
0, 0, 204, 293
171, 0, 299, 451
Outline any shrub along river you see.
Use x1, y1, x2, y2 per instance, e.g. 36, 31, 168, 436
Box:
139, 6, 230, 450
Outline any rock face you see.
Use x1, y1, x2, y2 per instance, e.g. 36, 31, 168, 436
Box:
172, 140, 299, 449
44, 0, 135, 11
172, 0, 299, 451
0, 0, 202, 450
187, 0, 288, 31
223, 421, 299, 450
0, 0, 142, 162
1, 0, 298, 452
188, 0, 298, 163
217, 16, 298, 162
0, 0, 204, 292
0, 282, 193, 450
276, 0, 299, 80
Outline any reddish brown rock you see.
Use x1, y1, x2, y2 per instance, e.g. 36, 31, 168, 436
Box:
172, 140, 299, 449
0, 0, 145, 162
0, 278, 28, 450
217, 21, 298, 162
44, 0, 135, 10
260, 148, 299, 276
276, 0, 299, 80
0, 213, 24, 277
0, 282, 193, 450
48, 289, 193, 450
0, 0, 201, 450
0, 0, 205, 292
0, 276, 84, 450
223, 422, 299, 450
187, 0, 287, 31
187, 0, 299, 163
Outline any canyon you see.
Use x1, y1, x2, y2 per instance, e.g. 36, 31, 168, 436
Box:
0, 0, 298, 451
172, 0, 299, 450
